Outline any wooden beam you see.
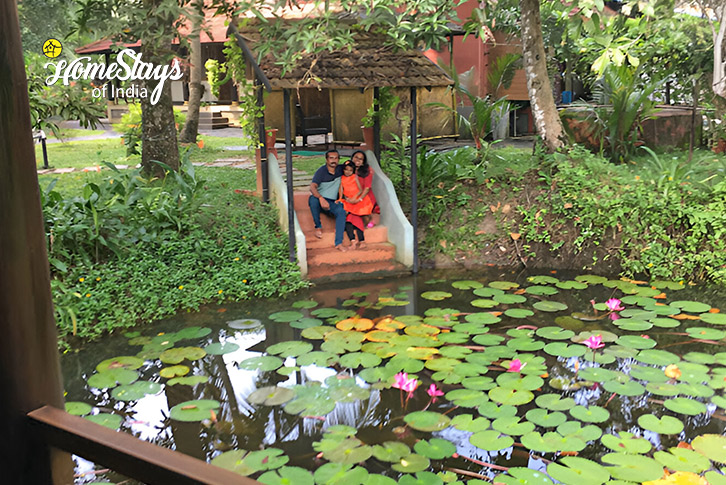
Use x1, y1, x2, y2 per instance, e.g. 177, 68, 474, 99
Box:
28, 406, 260, 485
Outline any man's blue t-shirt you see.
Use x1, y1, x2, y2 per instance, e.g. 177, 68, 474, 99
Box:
312, 164, 344, 200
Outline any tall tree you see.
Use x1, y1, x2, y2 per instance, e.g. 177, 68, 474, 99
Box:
179, 0, 203, 144
695, 0, 726, 102
520, 0, 567, 152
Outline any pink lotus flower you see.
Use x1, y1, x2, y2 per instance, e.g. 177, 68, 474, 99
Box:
392, 372, 419, 394
605, 298, 624, 312
507, 358, 525, 372
426, 384, 444, 402
609, 312, 621, 321
583, 334, 605, 349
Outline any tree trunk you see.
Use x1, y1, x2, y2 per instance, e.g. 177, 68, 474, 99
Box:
1, 1, 73, 482
180, 0, 203, 144
712, 3, 726, 100
520, 0, 567, 152
141, 41, 180, 175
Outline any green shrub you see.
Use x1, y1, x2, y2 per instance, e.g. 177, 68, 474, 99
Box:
113, 103, 186, 155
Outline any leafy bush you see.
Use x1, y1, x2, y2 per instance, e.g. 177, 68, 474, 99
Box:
113, 103, 186, 155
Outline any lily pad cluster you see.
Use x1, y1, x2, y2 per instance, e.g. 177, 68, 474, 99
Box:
68, 275, 726, 484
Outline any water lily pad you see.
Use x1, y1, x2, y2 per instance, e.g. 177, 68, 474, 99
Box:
204, 342, 240, 355
238, 355, 283, 371
464, 312, 501, 324
176, 326, 212, 340
534, 301, 568, 312
649, 317, 681, 328
478, 402, 518, 419
615, 319, 653, 331
654, 447, 711, 473
693, 434, 726, 464
297, 351, 338, 367
575, 275, 608, 284
497, 373, 544, 391
313, 463, 368, 485
392, 454, 430, 473
526, 286, 559, 296
630, 365, 668, 383
290, 318, 324, 329
228, 318, 263, 329
569, 405, 610, 423
700, 312, 726, 325
635, 349, 680, 366
504, 308, 534, 318
111, 380, 162, 401
444, 389, 489, 407
683, 352, 716, 365
663, 397, 707, 416
544, 342, 586, 358
85, 413, 123, 430
556, 280, 589, 290
528, 275, 560, 285
637, 414, 684, 434
494, 293, 528, 304
284, 382, 335, 416
507, 337, 545, 352
159, 365, 189, 378
372, 441, 410, 462
495, 468, 554, 485
601, 432, 652, 454
490, 281, 519, 290
536, 394, 576, 411
492, 416, 536, 436
323, 438, 373, 465
325, 375, 370, 402
601, 453, 663, 482
646, 382, 680, 397
66, 401, 92, 416
469, 430, 514, 451
536, 327, 575, 340
404, 411, 451, 432
269, 310, 305, 322
602, 378, 646, 396
547, 456, 610, 485
160, 346, 206, 364
338, 352, 381, 369
526, 409, 567, 428
670, 301, 711, 313
470, 299, 498, 309
686, 327, 726, 340
461, 376, 496, 391
705, 471, 726, 485
266, 341, 314, 358
87, 368, 139, 389
170, 399, 220, 422
421, 291, 452, 301
96, 356, 144, 373
577, 367, 619, 382
292, 299, 318, 309
616, 335, 656, 350
248, 386, 295, 406
258, 466, 314, 485
489, 387, 534, 406
557, 421, 602, 441
414, 438, 456, 460
521, 431, 586, 453
450, 414, 491, 432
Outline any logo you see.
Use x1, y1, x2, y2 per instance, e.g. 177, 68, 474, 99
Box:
42, 39, 62, 59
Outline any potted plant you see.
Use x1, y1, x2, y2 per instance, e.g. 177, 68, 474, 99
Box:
361, 87, 400, 147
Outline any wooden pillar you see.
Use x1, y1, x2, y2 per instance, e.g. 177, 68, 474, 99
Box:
410, 86, 419, 273
283, 88, 296, 263
0, 1, 72, 483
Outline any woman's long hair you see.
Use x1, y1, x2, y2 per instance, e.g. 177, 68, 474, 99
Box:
352, 150, 369, 177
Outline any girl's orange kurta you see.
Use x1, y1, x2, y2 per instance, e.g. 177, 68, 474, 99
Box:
340, 174, 373, 215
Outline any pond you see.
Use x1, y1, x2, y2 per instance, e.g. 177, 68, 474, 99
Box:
63, 268, 726, 485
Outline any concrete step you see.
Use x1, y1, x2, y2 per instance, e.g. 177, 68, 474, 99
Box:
304, 223, 387, 248
307, 242, 396, 267
307, 259, 409, 281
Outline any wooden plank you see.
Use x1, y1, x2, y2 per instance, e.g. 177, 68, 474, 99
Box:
28, 406, 260, 485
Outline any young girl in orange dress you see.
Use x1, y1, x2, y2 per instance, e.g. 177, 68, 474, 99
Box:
338, 161, 373, 249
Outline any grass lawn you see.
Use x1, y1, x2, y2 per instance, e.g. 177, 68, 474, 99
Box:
48, 127, 106, 139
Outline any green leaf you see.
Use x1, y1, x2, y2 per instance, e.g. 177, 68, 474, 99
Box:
87, 368, 139, 389
670, 301, 711, 313
269, 310, 304, 322
159, 346, 206, 364
404, 411, 451, 432
533, 301, 568, 312
525, 409, 567, 428
111, 380, 162, 401
175, 326, 212, 340
258, 466, 314, 485
450, 414, 491, 432
601, 453, 663, 482
414, 438, 456, 460
169, 399, 220, 422
238, 355, 283, 371
65, 401, 92, 416
392, 454, 430, 474
159, 365, 189, 378
96, 356, 144, 373
693, 434, 726, 464
204, 342, 240, 355
504, 308, 534, 319
85, 413, 123, 430
488, 387, 534, 406
536, 394, 575, 411
167, 375, 208, 386
536, 327, 575, 340
663, 397, 707, 416
372, 441, 411, 462
654, 447, 711, 473
601, 432, 652, 454
547, 456, 610, 485
569, 405, 609, 423
248, 386, 295, 406
469, 430, 514, 451
637, 414, 684, 434
421, 291, 452, 301
266, 341, 314, 358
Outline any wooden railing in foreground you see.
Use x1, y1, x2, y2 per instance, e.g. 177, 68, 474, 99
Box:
28, 405, 260, 485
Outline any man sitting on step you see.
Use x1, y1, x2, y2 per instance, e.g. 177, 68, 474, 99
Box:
309, 149, 347, 251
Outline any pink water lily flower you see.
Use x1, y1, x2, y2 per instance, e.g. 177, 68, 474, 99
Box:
392, 372, 419, 394
583, 334, 605, 349
605, 298, 624, 312
426, 384, 444, 402
507, 358, 525, 372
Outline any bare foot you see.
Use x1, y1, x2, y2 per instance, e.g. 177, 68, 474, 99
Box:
358, 241, 367, 249
315, 228, 323, 239
350, 240, 358, 250
335, 244, 347, 252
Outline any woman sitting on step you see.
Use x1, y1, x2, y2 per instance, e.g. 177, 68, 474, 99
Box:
351, 150, 378, 228
337, 161, 373, 250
